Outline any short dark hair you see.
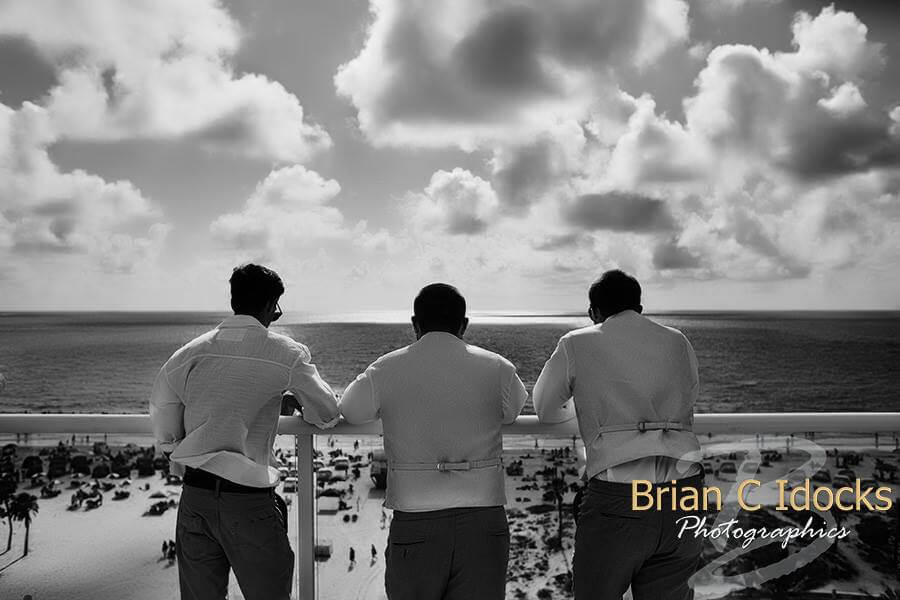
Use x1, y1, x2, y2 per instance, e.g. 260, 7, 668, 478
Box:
413, 283, 466, 333
588, 270, 641, 317
229, 264, 284, 314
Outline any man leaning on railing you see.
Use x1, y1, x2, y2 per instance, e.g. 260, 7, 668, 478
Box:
534, 270, 705, 600
340, 283, 528, 600
150, 263, 340, 600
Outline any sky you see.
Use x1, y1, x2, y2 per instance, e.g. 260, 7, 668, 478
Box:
1, 0, 899, 312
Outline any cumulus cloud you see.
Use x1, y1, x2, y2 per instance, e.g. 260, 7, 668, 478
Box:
335, 0, 689, 149
369, 6, 899, 290
595, 6, 898, 190
405, 169, 499, 234
575, 5, 900, 282
210, 166, 350, 254
0, 0, 330, 161
0, 101, 168, 272
419, 5, 900, 291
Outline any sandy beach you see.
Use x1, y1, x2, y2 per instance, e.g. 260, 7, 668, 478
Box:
0, 433, 897, 600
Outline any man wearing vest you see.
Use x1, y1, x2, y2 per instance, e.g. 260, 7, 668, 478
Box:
340, 283, 528, 600
533, 270, 704, 600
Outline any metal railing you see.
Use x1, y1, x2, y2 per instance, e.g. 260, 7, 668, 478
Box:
1, 412, 899, 599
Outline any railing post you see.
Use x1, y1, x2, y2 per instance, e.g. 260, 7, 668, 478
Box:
296, 434, 316, 600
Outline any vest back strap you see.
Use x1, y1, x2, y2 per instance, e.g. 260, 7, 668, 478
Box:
390, 457, 502, 472
598, 421, 689, 434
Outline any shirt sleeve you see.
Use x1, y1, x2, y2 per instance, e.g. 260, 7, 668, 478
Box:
500, 361, 528, 425
148, 364, 184, 455
287, 346, 340, 429
339, 366, 380, 425
533, 337, 577, 424
684, 335, 700, 424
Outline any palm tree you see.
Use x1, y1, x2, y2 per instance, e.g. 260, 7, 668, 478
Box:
0, 476, 15, 554
0, 503, 8, 556
550, 473, 568, 546
9, 493, 39, 557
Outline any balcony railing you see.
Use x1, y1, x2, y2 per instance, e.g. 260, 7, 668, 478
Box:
1, 412, 899, 600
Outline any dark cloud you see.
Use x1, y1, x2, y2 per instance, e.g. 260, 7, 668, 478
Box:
532, 233, 585, 251
452, 6, 555, 97
191, 107, 259, 146
445, 214, 489, 235
778, 108, 900, 178
550, 1, 647, 67
12, 237, 79, 254
821, 208, 863, 234
0, 36, 57, 108
493, 140, 562, 209
30, 200, 80, 218
564, 192, 677, 232
100, 68, 122, 109
652, 239, 701, 269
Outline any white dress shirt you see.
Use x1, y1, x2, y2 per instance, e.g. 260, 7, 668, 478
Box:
533, 310, 701, 483
149, 314, 339, 487
340, 331, 528, 511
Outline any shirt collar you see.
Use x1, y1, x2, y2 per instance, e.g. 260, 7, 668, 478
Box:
602, 309, 640, 324
218, 314, 267, 329
416, 330, 465, 345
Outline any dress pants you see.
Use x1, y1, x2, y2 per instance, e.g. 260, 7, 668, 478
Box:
385, 505, 510, 600
176, 485, 294, 600
574, 474, 705, 600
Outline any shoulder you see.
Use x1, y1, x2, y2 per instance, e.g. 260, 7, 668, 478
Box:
641, 317, 694, 352
165, 329, 217, 365
647, 318, 690, 343
266, 330, 311, 362
559, 324, 599, 346
368, 345, 412, 370
464, 343, 517, 372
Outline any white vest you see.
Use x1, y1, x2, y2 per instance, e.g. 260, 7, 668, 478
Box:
564, 311, 702, 479
369, 332, 512, 511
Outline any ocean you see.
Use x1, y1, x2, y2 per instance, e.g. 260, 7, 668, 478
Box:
0, 311, 898, 414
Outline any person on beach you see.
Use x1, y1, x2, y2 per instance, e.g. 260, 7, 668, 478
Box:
340, 283, 527, 600
533, 269, 704, 600
150, 263, 340, 600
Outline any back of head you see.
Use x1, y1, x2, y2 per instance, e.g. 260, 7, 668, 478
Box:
229, 263, 285, 315
588, 269, 642, 319
413, 283, 466, 334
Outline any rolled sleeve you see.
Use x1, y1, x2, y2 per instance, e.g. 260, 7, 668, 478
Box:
533, 338, 576, 424
148, 366, 184, 454
684, 335, 700, 422
339, 367, 380, 425
500, 361, 528, 425
287, 351, 340, 429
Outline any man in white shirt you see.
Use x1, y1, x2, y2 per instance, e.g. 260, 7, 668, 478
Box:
533, 270, 704, 600
340, 283, 527, 600
150, 264, 339, 600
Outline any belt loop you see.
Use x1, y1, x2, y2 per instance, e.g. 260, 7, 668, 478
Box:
637, 421, 647, 433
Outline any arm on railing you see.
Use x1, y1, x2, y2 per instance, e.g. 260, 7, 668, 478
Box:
1, 412, 899, 435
